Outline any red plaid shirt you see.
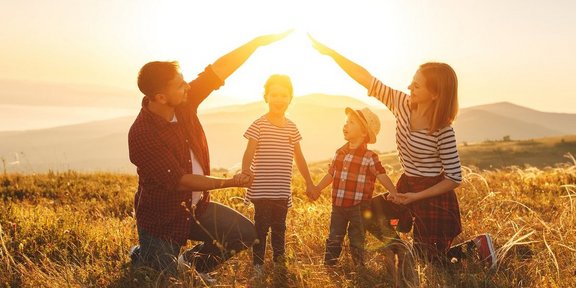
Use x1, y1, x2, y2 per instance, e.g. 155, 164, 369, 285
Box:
128, 65, 223, 245
329, 143, 387, 207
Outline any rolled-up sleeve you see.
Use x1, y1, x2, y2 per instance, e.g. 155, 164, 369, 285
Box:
186, 65, 225, 109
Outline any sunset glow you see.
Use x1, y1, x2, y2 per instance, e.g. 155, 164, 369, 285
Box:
1, 0, 575, 112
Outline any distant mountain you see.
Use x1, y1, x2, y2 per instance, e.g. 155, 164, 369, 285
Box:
1, 96, 575, 173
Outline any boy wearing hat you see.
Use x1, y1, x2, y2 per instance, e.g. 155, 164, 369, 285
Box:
310, 107, 398, 266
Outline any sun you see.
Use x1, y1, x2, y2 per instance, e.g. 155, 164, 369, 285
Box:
139, 1, 401, 108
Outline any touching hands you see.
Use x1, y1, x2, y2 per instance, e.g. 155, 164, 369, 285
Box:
233, 171, 254, 187
387, 192, 418, 205
306, 184, 321, 201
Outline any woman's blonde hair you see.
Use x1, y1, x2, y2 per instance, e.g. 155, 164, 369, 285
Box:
418, 62, 459, 133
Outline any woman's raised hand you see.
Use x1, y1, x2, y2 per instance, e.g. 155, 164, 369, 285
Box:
307, 34, 333, 56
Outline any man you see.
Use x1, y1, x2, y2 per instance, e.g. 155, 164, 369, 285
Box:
128, 31, 291, 282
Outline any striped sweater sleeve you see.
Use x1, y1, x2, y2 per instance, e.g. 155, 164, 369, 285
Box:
437, 127, 462, 183
367, 77, 409, 117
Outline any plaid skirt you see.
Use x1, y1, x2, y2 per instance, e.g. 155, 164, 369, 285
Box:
397, 173, 462, 243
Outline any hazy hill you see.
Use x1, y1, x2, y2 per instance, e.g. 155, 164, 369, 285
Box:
455, 102, 576, 142
0, 79, 136, 108
1, 95, 575, 173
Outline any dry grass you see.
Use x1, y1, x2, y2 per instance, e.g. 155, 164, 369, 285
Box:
1, 162, 576, 287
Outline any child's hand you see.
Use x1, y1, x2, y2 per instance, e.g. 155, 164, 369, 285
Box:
389, 192, 418, 205
306, 183, 318, 201
236, 170, 254, 187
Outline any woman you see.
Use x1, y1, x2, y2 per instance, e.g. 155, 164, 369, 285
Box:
308, 35, 495, 266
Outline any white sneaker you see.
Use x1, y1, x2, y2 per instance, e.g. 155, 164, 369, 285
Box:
129, 245, 140, 265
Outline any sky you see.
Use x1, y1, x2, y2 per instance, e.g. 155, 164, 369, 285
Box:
1, 0, 576, 113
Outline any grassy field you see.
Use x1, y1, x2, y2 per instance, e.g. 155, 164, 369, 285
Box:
1, 138, 576, 287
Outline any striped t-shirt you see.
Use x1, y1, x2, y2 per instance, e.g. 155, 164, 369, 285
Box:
243, 115, 302, 207
368, 78, 462, 183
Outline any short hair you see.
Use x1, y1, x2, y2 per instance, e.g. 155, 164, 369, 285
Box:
137, 61, 180, 98
263, 74, 293, 97
418, 62, 459, 132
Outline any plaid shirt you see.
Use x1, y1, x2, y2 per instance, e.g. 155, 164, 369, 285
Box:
128, 65, 223, 245
329, 143, 387, 207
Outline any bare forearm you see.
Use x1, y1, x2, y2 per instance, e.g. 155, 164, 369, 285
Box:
242, 150, 254, 173
415, 179, 460, 201
327, 50, 373, 89
317, 174, 333, 192
211, 39, 261, 80
212, 31, 291, 81
377, 174, 398, 194
295, 152, 312, 184
177, 174, 236, 192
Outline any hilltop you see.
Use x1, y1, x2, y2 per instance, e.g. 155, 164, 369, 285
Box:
1, 96, 576, 173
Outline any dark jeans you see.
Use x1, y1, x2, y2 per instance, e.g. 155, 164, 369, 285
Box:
137, 202, 256, 274
324, 202, 370, 266
251, 199, 289, 265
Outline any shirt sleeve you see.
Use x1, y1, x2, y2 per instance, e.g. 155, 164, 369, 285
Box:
367, 77, 410, 118
369, 152, 387, 176
185, 65, 225, 111
291, 124, 303, 144
243, 120, 260, 141
327, 153, 339, 177
437, 127, 462, 183
129, 127, 185, 191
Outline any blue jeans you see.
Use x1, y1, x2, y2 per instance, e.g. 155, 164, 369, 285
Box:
137, 202, 256, 274
251, 199, 289, 265
324, 202, 370, 266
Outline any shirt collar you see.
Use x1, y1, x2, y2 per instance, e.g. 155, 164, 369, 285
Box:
140, 97, 175, 128
336, 142, 368, 155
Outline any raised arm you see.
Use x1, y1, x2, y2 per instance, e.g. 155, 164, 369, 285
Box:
211, 30, 293, 81
308, 34, 373, 89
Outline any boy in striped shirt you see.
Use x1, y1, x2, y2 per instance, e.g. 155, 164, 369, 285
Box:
242, 74, 314, 276
311, 107, 398, 266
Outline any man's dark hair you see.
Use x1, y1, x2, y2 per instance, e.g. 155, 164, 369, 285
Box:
137, 61, 180, 98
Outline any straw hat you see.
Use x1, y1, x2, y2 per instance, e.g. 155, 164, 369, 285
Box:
345, 107, 381, 144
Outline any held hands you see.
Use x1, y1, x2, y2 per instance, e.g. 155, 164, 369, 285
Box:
233, 170, 254, 188
387, 192, 418, 205
306, 183, 321, 201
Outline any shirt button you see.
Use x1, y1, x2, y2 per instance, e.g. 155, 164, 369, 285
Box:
167, 169, 171, 173
187, 217, 190, 221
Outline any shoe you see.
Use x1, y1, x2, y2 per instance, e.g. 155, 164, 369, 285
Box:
473, 234, 497, 269
198, 272, 217, 285
129, 245, 140, 264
